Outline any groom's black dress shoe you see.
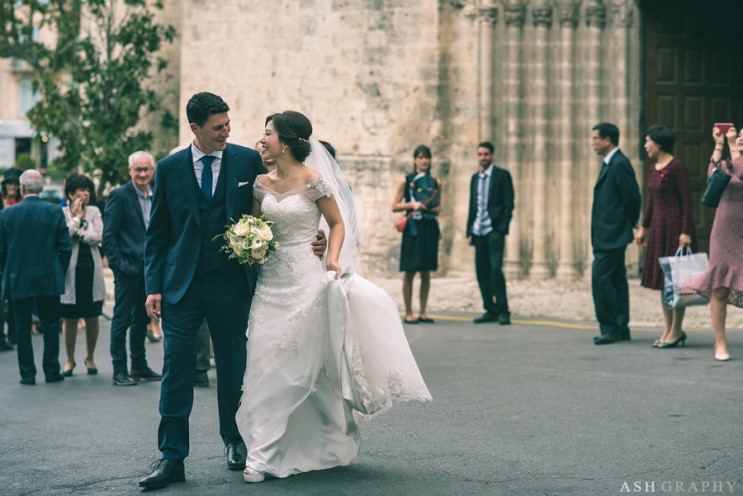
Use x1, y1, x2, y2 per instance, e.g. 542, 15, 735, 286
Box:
139, 459, 185, 489
226, 442, 247, 471
594, 334, 621, 345
473, 312, 498, 324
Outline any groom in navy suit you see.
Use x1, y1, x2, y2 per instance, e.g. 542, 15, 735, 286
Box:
140, 93, 265, 489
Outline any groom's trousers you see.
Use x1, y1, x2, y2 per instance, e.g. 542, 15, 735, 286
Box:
158, 270, 251, 461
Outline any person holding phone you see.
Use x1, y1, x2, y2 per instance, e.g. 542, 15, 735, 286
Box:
690, 125, 743, 361
635, 125, 696, 348
60, 174, 105, 376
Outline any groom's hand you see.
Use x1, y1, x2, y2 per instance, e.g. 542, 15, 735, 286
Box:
145, 294, 162, 319
312, 230, 327, 259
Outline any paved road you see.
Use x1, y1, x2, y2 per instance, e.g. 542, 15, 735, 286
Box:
1, 310, 741, 495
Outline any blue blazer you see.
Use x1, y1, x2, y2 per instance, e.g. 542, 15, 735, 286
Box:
0, 196, 72, 300
103, 181, 147, 275
144, 143, 264, 304
591, 149, 642, 251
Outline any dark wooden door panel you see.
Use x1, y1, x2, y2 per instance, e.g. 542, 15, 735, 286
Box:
644, 0, 743, 252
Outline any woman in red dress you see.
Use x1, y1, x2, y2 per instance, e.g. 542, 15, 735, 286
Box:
635, 125, 696, 348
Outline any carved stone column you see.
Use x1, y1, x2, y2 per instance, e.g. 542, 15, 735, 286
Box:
528, 0, 553, 280
582, 0, 606, 280
478, 3, 498, 140
555, 0, 580, 280
608, 0, 634, 140
607, 0, 640, 275
502, 0, 527, 279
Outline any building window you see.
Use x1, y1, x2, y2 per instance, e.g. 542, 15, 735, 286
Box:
18, 79, 38, 116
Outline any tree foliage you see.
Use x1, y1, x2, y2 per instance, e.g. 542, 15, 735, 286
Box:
0, 0, 176, 193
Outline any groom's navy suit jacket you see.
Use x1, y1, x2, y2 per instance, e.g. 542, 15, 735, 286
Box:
144, 142, 264, 459
145, 144, 264, 304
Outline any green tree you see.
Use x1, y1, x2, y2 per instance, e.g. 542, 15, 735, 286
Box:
0, 0, 176, 194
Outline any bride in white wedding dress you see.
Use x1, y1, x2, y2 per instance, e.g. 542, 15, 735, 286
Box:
235, 111, 432, 483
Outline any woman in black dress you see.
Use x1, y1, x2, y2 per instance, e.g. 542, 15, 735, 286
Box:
61, 174, 105, 376
392, 145, 441, 324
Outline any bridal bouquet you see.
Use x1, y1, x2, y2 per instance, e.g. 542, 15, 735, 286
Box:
215, 214, 277, 265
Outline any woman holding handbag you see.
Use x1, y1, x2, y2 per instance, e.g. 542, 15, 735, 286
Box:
690, 126, 743, 361
392, 145, 441, 324
635, 125, 697, 348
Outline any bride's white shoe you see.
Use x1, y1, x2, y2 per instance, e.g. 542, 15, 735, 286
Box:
243, 467, 265, 483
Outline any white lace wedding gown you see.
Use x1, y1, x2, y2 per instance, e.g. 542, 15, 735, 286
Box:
236, 175, 432, 479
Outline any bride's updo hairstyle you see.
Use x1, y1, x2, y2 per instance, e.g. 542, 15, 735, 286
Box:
265, 111, 313, 162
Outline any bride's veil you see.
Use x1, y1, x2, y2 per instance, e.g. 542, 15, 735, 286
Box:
304, 139, 363, 276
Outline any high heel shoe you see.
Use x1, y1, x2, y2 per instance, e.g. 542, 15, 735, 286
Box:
657, 331, 686, 349
84, 358, 98, 375
62, 362, 76, 377
652, 338, 663, 348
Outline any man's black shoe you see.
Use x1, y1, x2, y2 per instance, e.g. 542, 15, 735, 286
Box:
594, 334, 620, 345
130, 367, 162, 381
226, 442, 247, 471
112, 372, 138, 386
498, 313, 511, 325
19, 376, 35, 385
139, 459, 185, 489
473, 312, 498, 324
194, 372, 209, 388
45, 372, 65, 383
0, 338, 13, 351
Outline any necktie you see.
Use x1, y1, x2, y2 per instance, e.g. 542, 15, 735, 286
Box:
201, 155, 215, 202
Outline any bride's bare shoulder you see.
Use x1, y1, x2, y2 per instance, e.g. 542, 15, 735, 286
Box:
256, 171, 278, 186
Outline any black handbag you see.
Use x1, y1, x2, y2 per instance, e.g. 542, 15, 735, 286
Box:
701, 166, 731, 208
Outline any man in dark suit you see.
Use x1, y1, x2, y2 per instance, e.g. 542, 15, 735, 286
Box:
467, 141, 515, 325
103, 151, 162, 386
139, 92, 264, 489
590, 123, 642, 345
0, 169, 72, 384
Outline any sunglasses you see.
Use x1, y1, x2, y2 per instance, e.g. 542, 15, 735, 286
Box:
132, 167, 153, 173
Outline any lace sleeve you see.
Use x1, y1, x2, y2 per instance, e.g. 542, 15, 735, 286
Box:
253, 177, 267, 202
305, 175, 334, 202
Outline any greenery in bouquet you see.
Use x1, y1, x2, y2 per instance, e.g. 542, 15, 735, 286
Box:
214, 214, 277, 265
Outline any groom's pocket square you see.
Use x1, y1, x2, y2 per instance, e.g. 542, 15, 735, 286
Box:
238, 181, 251, 188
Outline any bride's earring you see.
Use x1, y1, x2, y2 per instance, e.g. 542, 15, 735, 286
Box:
282, 146, 287, 154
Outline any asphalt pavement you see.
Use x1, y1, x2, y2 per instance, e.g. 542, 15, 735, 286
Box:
1, 309, 742, 496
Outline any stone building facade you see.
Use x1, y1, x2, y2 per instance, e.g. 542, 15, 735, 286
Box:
164, 0, 741, 278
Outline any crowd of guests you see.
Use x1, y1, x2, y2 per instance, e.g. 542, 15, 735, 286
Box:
393, 123, 742, 361
0, 121, 741, 386
0, 157, 162, 384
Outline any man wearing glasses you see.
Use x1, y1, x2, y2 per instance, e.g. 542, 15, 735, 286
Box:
103, 151, 162, 386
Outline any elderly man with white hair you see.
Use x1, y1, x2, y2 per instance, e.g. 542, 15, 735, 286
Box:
0, 169, 72, 385
103, 151, 162, 386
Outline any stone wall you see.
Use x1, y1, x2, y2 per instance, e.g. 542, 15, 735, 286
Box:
176, 0, 644, 278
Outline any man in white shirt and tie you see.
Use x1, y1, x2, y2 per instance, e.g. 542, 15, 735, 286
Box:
466, 141, 515, 325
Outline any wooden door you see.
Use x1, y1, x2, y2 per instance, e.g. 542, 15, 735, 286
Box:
643, 0, 743, 252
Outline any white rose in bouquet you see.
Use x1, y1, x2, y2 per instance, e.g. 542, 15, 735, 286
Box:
250, 246, 267, 261
233, 221, 250, 237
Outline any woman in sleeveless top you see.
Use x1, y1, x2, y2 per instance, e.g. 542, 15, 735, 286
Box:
391, 145, 441, 324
